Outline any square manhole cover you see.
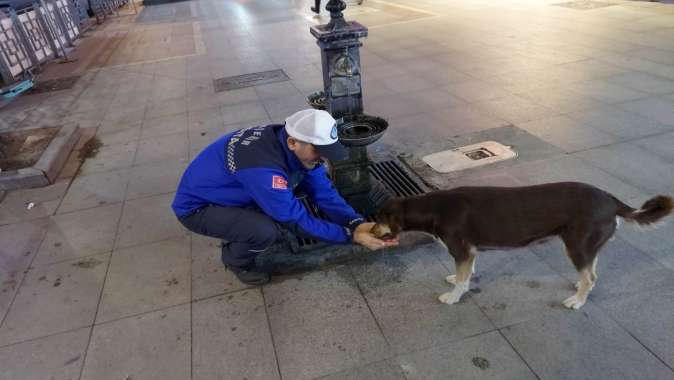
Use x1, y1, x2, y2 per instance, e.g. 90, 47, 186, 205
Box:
553, 1, 616, 9
213, 69, 290, 92
0, 127, 61, 171
422, 141, 517, 173
29, 76, 80, 94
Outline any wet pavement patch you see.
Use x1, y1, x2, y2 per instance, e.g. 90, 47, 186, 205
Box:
472, 356, 490, 370
28, 76, 80, 94
72, 258, 103, 269
78, 137, 102, 160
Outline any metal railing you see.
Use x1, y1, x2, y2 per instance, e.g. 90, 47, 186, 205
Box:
0, 0, 132, 86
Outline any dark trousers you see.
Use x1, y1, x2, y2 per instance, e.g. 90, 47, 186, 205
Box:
178, 205, 282, 269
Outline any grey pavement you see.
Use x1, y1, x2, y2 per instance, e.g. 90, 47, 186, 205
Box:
1, 0, 674, 379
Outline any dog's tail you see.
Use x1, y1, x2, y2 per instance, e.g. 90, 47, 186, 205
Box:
614, 195, 674, 226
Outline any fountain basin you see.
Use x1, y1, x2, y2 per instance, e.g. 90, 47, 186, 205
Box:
337, 114, 388, 147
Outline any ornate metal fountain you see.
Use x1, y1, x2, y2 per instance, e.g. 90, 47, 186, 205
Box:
254, 0, 433, 273
309, 0, 391, 216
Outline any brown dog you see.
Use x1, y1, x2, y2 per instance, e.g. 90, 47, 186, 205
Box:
372, 182, 673, 309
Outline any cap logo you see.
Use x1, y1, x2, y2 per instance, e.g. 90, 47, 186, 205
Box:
330, 124, 338, 140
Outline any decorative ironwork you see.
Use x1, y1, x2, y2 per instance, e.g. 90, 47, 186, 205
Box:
0, 12, 34, 82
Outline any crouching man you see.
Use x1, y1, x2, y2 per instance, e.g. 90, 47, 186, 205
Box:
172, 109, 398, 285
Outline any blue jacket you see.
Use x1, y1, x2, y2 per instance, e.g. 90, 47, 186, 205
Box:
172, 124, 365, 243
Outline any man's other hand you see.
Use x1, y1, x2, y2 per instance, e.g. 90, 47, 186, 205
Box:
353, 222, 399, 250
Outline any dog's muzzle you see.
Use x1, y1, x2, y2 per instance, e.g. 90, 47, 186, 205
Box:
371, 223, 394, 240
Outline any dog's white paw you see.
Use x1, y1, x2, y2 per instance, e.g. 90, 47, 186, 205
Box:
445, 275, 457, 285
562, 295, 586, 310
574, 281, 581, 290
439, 291, 462, 305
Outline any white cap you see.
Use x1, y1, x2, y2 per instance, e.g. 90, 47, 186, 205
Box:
285, 109, 346, 161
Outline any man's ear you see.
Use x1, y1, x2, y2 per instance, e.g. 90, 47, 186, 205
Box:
287, 137, 299, 151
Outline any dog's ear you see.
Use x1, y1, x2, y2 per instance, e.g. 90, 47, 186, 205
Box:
379, 198, 404, 235
390, 204, 404, 235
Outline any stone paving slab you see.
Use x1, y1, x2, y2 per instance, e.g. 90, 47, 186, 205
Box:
0, 327, 90, 380
394, 330, 537, 380
145, 97, 188, 120
115, 193, 188, 249
596, 284, 674, 369
519, 114, 620, 153
565, 79, 650, 105
466, 248, 574, 329
57, 169, 131, 214
630, 130, 674, 163
221, 101, 270, 126
81, 304, 190, 380
141, 113, 189, 140
606, 72, 674, 95
0, 270, 20, 327
77, 140, 138, 176
518, 86, 608, 115
264, 267, 391, 380
0, 252, 109, 346
506, 154, 649, 201
0, 182, 69, 225
126, 160, 187, 201
349, 245, 494, 353
97, 237, 191, 323
192, 289, 280, 380
0, 219, 48, 273
573, 142, 674, 194
34, 204, 122, 266
96, 122, 142, 147
134, 132, 189, 166
501, 302, 673, 380
319, 360, 406, 380
564, 104, 674, 140
530, 237, 674, 302
191, 234, 250, 301
618, 95, 674, 126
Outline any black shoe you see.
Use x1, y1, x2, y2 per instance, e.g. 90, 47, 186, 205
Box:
227, 265, 271, 286
311, 6, 319, 13
221, 243, 270, 285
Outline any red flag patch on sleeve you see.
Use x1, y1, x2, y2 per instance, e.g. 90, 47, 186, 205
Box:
272, 175, 288, 190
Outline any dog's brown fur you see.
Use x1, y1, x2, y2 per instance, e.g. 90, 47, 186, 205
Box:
373, 182, 673, 309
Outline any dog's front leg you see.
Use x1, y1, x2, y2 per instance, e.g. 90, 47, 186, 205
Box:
446, 256, 476, 285
439, 255, 475, 305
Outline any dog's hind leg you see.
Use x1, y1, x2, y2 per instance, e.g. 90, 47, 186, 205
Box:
440, 239, 475, 305
564, 267, 594, 309
562, 221, 615, 309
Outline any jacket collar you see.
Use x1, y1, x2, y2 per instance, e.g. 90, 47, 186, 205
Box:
276, 125, 312, 173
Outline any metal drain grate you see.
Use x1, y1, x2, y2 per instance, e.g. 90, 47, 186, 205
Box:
553, 1, 616, 9
369, 159, 425, 197
291, 159, 426, 248
29, 76, 80, 94
213, 69, 290, 92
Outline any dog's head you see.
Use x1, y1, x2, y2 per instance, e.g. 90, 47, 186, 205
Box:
372, 198, 405, 239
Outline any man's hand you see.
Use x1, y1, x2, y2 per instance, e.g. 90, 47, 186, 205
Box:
353, 222, 399, 250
